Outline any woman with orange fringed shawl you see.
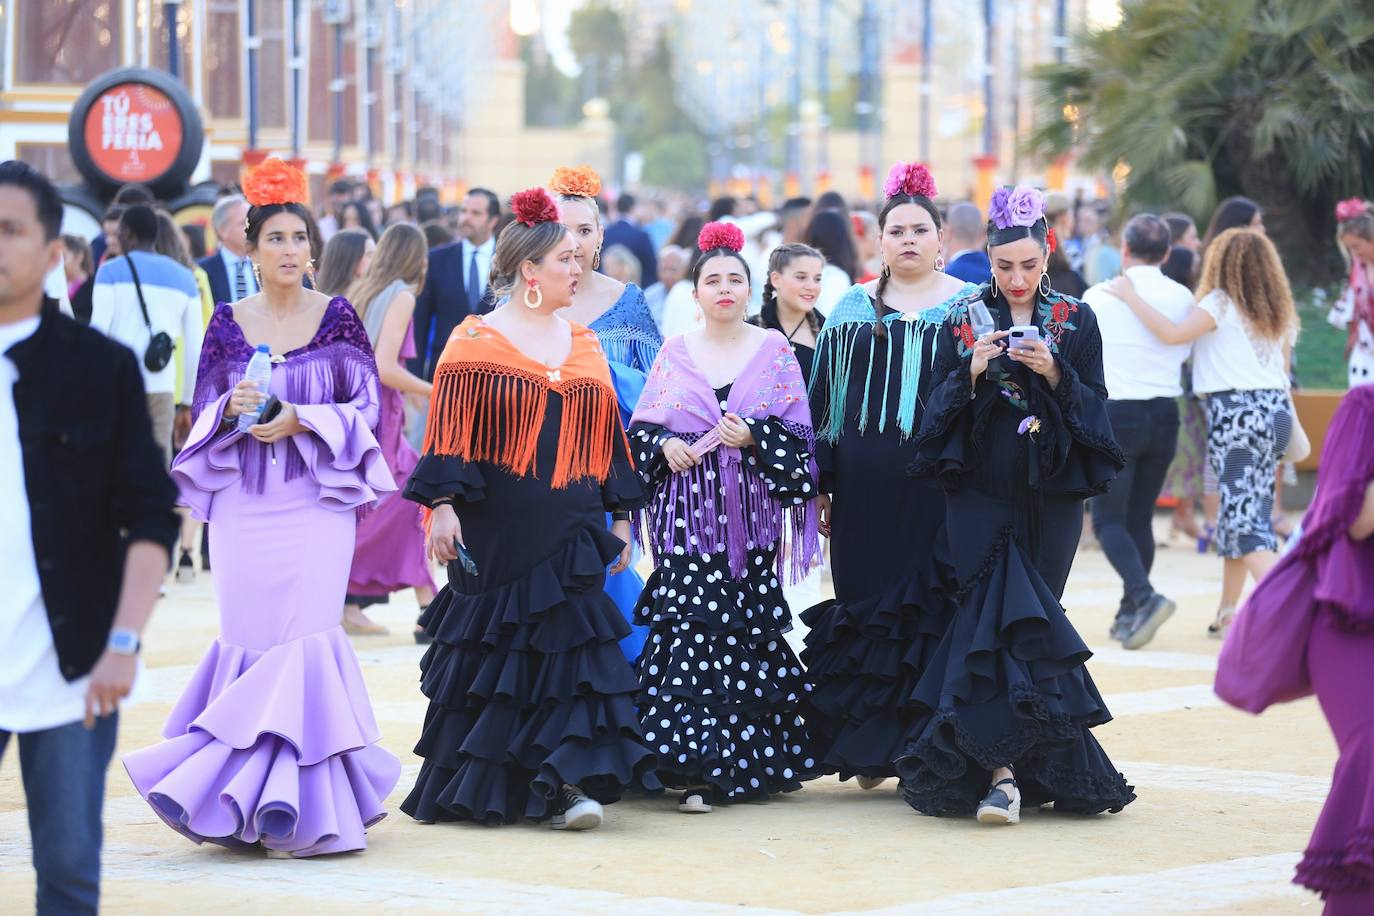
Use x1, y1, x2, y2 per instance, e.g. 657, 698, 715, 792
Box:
399, 188, 660, 832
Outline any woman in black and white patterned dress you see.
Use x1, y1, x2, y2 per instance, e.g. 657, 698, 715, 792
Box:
1107, 227, 1299, 639
627, 223, 823, 813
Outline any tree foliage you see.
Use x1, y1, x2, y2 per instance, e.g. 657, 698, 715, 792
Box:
1031, 0, 1374, 285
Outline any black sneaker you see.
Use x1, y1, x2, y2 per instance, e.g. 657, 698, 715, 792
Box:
1123, 593, 1177, 651
550, 784, 603, 831
1108, 596, 1134, 641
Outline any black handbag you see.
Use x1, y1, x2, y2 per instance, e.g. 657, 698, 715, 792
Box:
125, 254, 175, 372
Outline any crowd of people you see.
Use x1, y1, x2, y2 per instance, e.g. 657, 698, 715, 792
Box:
2, 150, 1372, 916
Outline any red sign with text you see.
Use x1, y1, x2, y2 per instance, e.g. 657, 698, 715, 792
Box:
82, 83, 183, 184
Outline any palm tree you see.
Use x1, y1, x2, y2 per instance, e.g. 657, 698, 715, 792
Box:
1030, 0, 1374, 285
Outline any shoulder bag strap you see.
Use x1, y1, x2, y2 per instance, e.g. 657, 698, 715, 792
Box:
124, 253, 153, 333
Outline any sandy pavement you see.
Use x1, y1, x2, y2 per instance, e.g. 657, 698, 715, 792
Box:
0, 523, 1331, 913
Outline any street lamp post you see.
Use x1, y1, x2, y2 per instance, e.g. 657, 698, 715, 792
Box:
289, 0, 303, 161
920, 0, 932, 164
164, 0, 183, 80
325, 0, 348, 166
246, 0, 259, 153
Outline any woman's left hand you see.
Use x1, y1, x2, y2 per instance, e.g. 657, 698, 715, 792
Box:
716, 413, 754, 448
1006, 339, 1062, 388
609, 518, 633, 574
248, 402, 306, 443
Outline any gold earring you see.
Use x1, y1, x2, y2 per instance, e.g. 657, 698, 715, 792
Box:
523, 280, 543, 310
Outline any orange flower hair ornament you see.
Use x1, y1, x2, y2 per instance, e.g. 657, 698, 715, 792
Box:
242, 157, 309, 208
550, 165, 602, 199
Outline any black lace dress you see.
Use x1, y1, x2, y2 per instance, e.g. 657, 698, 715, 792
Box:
895, 286, 1137, 817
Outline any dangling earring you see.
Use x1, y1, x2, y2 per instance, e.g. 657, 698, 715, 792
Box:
306, 259, 317, 290
880, 263, 891, 279
592, 244, 602, 271
252, 261, 263, 290
989, 273, 1000, 298
523, 278, 543, 310
934, 255, 946, 272
1038, 272, 1052, 298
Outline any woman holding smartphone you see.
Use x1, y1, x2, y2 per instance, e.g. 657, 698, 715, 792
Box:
895, 186, 1135, 826
400, 188, 659, 833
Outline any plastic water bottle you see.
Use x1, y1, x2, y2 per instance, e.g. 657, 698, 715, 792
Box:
236, 344, 273, 431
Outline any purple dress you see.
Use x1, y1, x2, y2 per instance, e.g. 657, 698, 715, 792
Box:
346, 314, 436, 598
123, 298, 401, 857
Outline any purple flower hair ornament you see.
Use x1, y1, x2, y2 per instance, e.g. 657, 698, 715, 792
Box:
989, 186, 1047, 230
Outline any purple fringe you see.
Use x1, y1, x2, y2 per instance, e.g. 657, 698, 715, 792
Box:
641, 448, 820, 585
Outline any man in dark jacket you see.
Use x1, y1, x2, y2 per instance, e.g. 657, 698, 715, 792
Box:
197, 194, 255, 306
0, 160, 179, 915
601, 192, 658, 287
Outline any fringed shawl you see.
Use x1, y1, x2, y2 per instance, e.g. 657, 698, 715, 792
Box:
810, 281, 979, 443
632, 329, 820, 582
191, 298, 380, 495
423, 315, 626, 489
588, 282, 663, 376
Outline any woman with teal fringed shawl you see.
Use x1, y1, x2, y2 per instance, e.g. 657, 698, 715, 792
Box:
552, 166, 662, 663
798, 162, 976, 787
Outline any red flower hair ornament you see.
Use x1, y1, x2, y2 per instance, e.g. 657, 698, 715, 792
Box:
697, 221, 745, 253
1046, 226, 1059, 254
242, 157, 309, 207
883, 161, 938, 200
510, 188, 561, 227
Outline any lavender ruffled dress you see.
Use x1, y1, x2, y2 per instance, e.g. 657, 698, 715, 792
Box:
123, 298, 402, 857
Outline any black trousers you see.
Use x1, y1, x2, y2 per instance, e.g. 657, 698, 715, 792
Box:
1091, 397, 1180, 614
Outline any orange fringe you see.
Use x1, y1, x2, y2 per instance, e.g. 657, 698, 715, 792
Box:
421, 359, 626, 489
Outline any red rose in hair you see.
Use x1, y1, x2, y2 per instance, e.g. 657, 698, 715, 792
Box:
697, 221, 745, 253
510, 188, 560, 227
242, 157, 309, 207
1046, 227, 1058, 254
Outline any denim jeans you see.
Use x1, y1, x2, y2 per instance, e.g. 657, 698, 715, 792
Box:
0, 713, 118, 916
1091, 398, 1180, 615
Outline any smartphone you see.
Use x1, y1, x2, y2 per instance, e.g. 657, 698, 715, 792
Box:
453, 538, 479, 576
1009, 325, 1041, 349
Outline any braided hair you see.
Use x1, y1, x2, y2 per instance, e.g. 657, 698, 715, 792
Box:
872, 193, 942, 340
758, 243, 824, 336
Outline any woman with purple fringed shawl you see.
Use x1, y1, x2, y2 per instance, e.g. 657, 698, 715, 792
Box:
123, 158, 401, 858
628, 222, 822, 813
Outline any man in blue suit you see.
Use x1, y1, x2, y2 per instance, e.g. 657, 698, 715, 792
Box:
601, 193, 657, 287
197, 195, 255, 306
411, 188, 501, 378
943, 202, 991, 286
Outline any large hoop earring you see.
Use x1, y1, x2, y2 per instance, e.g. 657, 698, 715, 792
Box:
523, 280, 543, 310
252, 261, 263, 290
1038, 272, 1052, 298
934, 255, 946, 272
989, 274, 1000, 298
880, 263, 891, 279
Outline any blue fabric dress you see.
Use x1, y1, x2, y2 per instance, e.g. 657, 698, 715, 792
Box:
587, 283, 663, 662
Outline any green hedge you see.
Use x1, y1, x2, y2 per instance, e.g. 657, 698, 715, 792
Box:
1294, 286, 1348, 391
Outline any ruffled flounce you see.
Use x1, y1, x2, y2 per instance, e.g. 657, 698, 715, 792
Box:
172, 391, 395, 520
799, 555, 955, 780
123, 627, 401, 856
401, 523, 661, 825
894, 533, 1135, 817
1296, 736, 1374, 896
634, 551, 819, 800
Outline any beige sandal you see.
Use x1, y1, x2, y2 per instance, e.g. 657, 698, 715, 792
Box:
1207, 605, 1237, 639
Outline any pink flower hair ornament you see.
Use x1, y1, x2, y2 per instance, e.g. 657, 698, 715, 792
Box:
883, 161, 939, 200
1336, 197, 1369, 223
698, 221, 745, 253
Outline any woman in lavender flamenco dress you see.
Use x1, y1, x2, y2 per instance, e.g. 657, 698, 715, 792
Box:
123, 159, 400, 858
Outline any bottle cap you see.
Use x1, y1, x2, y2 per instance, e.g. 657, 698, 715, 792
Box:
256, 344, 270, 352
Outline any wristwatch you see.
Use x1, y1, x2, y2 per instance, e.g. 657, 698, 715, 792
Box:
107, 628, 142, 656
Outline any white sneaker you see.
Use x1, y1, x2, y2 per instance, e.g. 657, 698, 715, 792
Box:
550, 784, 603, 831
678, 790, 712, 813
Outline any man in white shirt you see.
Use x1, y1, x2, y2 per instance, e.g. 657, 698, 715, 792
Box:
1083, 214, 1195, 650
0, 160, 176, 916
89, 205, 203, 466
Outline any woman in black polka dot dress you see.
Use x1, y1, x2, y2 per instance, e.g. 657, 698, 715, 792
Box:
628, 223, 823, 811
